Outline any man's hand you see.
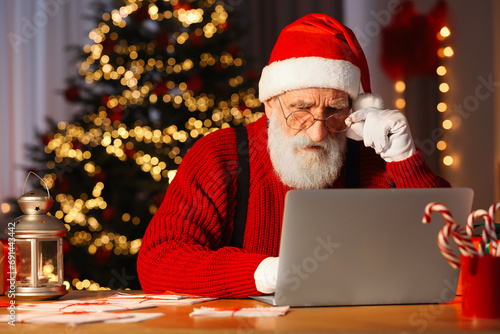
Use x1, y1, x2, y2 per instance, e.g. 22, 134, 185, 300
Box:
254, 257, 279, 294
346, 108, 416, 162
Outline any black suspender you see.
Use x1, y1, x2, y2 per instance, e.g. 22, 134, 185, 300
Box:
230, 130, 360, 248
230, 126, 250, 248
345, 139, 360, 188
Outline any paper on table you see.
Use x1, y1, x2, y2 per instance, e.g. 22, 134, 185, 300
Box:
0, 312, 133, 325
104, 312, 164, 323
132, 297, 216, 306
17, 299, 155, 313
189, 306, 290, 317
112, 292, 189, 300
105, 293, 217, 305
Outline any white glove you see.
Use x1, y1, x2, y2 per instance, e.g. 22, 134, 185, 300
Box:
346, 108, 416, 162
254, 257, 279, 294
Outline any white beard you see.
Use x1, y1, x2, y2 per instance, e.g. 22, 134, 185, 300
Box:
267, 111, 347, 189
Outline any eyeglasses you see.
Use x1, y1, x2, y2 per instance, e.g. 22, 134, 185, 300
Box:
278, 97, 351, 133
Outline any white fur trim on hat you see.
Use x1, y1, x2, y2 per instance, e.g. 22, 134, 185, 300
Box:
258, 57, 360, 102
352, 93, 384, 111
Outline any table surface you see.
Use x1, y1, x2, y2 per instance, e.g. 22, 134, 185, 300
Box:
1, 290, 500, 333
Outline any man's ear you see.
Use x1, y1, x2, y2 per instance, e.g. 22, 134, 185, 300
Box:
263, 98, 274, 118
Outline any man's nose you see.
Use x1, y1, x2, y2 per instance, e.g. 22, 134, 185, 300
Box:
304, 120, 329, 142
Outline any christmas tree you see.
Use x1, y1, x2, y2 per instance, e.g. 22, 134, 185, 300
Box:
14, 0, 261, 291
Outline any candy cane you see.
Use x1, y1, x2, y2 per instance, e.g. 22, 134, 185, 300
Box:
452, 227, 478, 257
468, 209, 490, 256
423, 202, 457, 226
423, 202, 464, 268
465, 209, 477, 238
463, 209, 489, 256
486, 203, 500, 255
424, 202, 477, 256
437, 224, 461, 269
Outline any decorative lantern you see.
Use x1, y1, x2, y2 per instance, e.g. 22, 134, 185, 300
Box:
5, 173, 67, 300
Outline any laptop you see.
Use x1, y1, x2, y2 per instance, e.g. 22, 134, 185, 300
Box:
252, 187, 474, 307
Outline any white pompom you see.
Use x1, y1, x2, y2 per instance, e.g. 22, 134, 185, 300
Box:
352, 93, 384, 111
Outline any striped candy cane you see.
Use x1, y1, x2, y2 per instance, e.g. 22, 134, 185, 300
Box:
463, 209, 489, 256
423, 202, 456, 226
465, 209, 477, 238
423, 202, 467, 268
452, 227, 478, 257
424, 202, 477, 256
486, 203, 500, 255
437, 224, 461, 269
467, 209, 490, 256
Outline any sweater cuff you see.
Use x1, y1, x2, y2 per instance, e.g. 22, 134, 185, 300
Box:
386, 150, 444, 187
223, 251, 268, 298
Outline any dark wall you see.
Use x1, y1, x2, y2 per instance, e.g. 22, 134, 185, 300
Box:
231, 0, 343, 72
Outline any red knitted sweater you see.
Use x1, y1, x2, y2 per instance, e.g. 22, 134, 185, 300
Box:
137, 115, 450, 298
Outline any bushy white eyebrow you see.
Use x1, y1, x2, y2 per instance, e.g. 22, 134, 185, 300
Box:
330, 100, 349, 109
288, 98, 349, 110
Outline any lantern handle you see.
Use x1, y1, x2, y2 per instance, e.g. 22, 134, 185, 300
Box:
22, 171, 51, 198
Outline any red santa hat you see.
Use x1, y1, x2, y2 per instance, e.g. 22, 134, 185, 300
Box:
258, 13, 383, 111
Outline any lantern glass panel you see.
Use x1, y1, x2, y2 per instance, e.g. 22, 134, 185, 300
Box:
16, 240, 32, 287
38, 239, 60, 286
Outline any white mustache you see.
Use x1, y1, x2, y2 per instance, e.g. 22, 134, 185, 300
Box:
290, 134, 329, 150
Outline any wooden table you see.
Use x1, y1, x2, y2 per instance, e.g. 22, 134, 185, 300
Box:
1, 290, 500, 333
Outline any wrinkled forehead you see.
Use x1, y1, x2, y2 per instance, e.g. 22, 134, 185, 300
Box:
281, 88, 350, 107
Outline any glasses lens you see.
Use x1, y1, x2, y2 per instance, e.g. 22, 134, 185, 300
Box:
325, 114, 350, 132
287, 111, 314, 130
